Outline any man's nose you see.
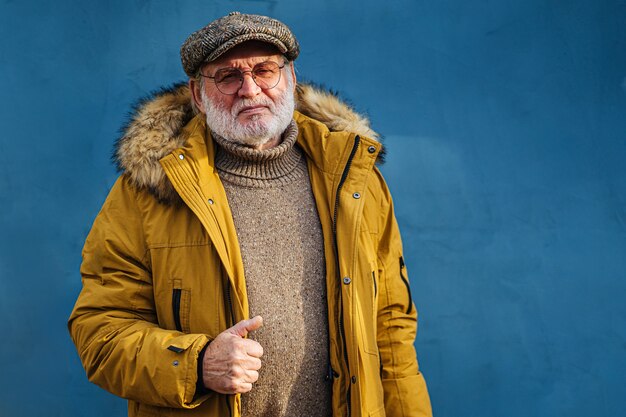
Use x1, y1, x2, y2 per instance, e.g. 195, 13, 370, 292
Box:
238, 73, 261, 98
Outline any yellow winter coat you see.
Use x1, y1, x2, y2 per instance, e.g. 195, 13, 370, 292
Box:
68, 84, 432, 417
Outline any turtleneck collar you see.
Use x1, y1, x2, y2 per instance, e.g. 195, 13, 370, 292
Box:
213, 120, 307, 188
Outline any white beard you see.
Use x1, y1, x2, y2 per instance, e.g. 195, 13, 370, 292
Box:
201, 74, 295, 148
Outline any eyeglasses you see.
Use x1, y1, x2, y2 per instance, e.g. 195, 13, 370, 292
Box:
200, 61, 286, 95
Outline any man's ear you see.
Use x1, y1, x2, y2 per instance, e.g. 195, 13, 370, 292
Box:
189, 78, 205, 113
289, 62, 296, 92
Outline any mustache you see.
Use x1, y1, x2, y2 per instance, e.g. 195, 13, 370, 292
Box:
231, 98, 275, 116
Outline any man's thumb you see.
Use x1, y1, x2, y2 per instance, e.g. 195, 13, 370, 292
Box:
227, 316, 263, 337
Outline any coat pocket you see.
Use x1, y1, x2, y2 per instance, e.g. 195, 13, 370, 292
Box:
172, 278, 191, 333
356, 266, 380, 356
399, 256, 413, 315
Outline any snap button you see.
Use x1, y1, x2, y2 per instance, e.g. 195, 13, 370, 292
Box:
178, 154, 184, 160
353, 192, 361, 199
343, 277, 351, 285
368, 146, 376, 153
351, 376, 357, 384
173, 360, 179, 367
208, 199, 214, 205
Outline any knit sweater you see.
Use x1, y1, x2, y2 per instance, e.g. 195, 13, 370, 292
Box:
213, 121, 332, 417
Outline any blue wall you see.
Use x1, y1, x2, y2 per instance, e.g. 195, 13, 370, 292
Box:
1, 1, 625, 416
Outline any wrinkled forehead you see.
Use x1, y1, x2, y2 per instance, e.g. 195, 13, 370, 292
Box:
202, 41, 284, 71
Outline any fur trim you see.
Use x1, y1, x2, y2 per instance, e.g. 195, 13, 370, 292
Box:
114, 82, 381, 205
114, 83, 194, 204
295, 84, 379, 141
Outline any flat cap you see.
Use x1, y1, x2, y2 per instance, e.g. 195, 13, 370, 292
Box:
180, 11, 299, 77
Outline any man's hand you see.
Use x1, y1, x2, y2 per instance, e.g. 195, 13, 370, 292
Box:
201, 316, 264, 394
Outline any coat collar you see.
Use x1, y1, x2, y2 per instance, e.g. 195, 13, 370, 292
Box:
114, 82, 382, 205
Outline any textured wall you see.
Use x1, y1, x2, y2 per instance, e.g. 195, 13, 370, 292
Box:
1, 1, 625, 416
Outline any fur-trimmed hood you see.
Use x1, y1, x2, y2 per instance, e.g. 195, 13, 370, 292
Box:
114, 83, 381, 203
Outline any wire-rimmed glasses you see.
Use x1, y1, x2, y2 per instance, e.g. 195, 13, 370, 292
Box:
200, 61, 286, 95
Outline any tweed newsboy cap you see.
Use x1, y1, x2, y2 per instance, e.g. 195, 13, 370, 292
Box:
180, 11, 299, 77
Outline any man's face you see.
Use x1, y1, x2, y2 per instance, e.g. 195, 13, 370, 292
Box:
191, 41, 297, 148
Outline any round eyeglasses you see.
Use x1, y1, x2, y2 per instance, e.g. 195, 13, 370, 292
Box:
200, 61, 286, 95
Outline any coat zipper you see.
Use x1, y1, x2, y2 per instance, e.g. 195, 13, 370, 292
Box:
226, 395, 233, 417
172, 289, 182, 332
399, 256, 413, 314
225, 281, 235, 417
332, 135, 360, 417
225, 279, 235, 327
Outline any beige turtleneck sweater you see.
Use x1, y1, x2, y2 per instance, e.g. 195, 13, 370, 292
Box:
213, 121, 332, 417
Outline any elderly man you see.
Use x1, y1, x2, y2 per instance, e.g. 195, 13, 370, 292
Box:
69, 12, 432, 417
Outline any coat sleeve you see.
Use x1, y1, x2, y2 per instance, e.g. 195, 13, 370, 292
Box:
373, 168, 433, 417
68, 176, 210, 408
